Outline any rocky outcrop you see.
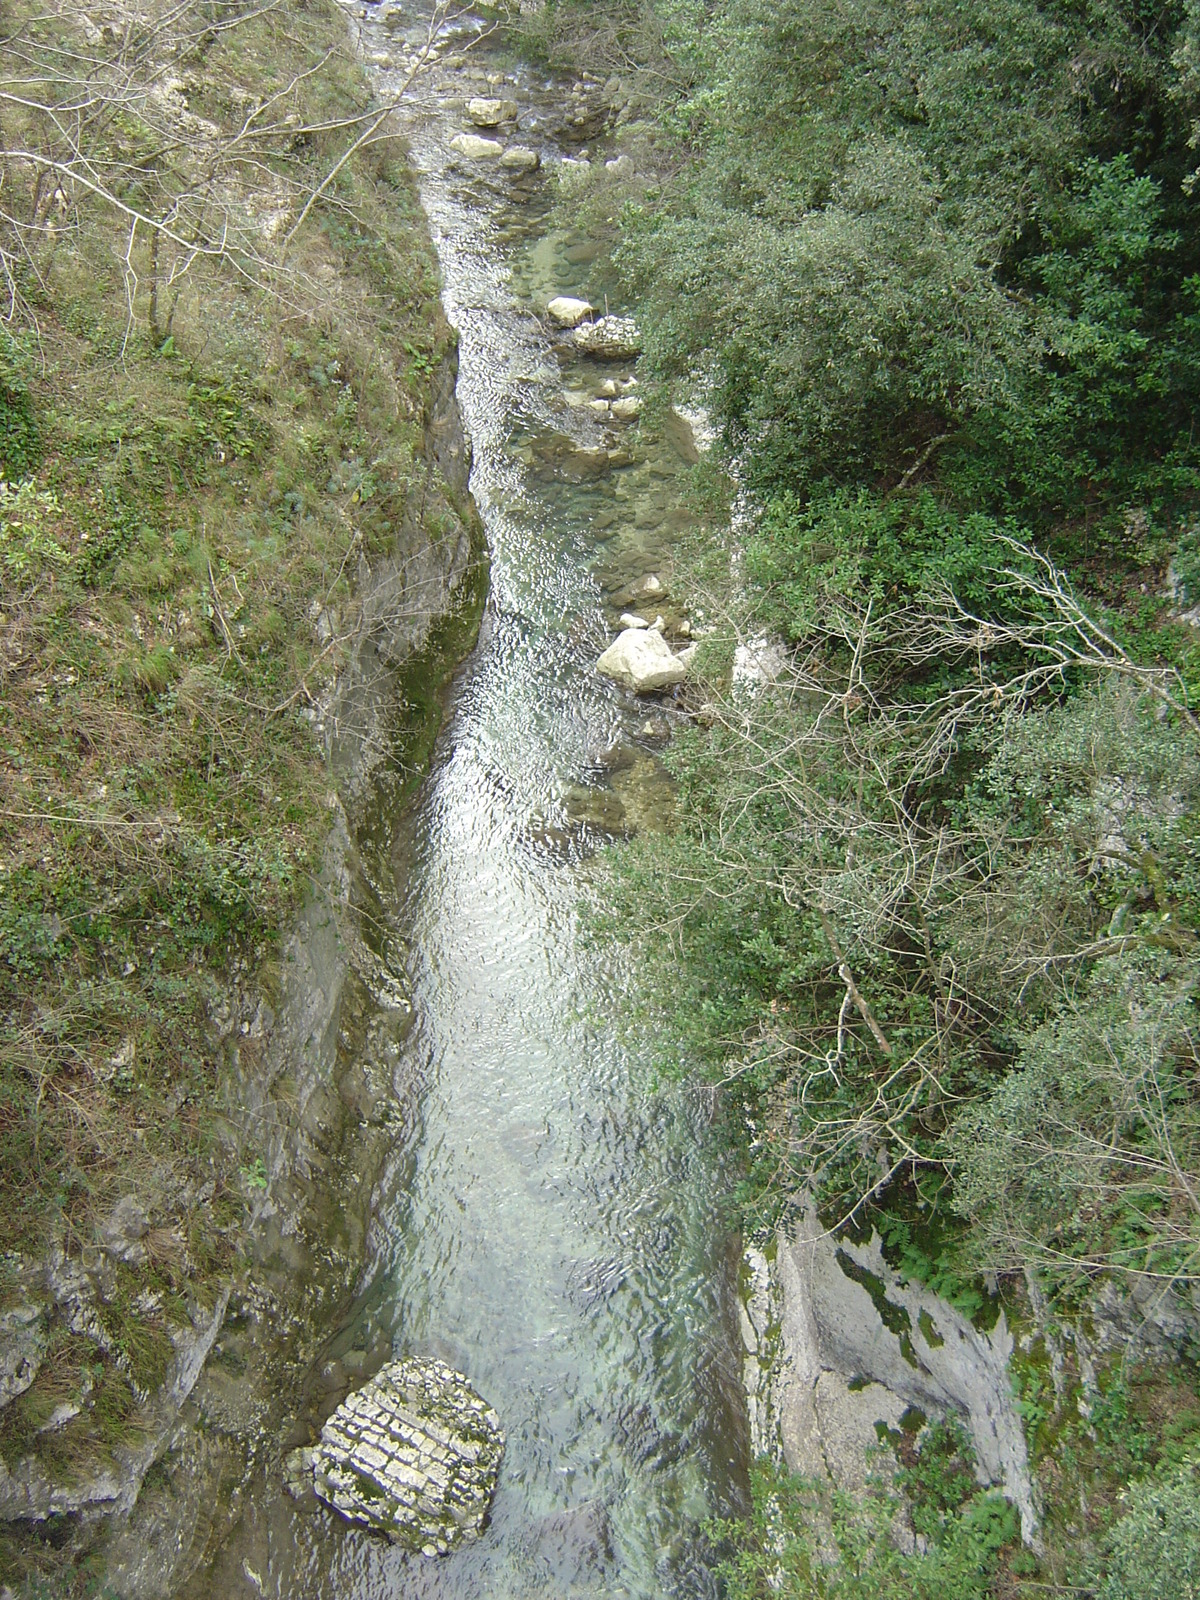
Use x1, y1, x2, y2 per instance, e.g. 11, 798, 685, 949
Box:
573, 316, 642, 360
744, 1207, 1039, 1547
0, 1288, 229, 1523
290, 1358, 504, 1555
0, 1305, 46, 1409
596, 626, 688, 693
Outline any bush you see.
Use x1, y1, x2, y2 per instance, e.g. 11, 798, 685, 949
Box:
1098, 1457, 1200, 1600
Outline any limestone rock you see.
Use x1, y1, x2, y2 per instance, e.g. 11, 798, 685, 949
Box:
467, 97, 518, 127
596, 627, 687, 693
546, 296, 594, 328
764, 1204, 1040, 1547
450, 133, 503, 160
97, 1195, 150, 1263
574, 315, 642, 361
619, 612, 649, 629
306, 1357, 504, 1555
500, 146, 540, 172
611, 395, 642, 421
0, 1305, 46, 1410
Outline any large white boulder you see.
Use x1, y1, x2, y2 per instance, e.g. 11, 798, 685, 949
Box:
596, 627, 687, 693
295, 1357, 504, 1556
467, 97, 518, 127
547, 295, 594, 328
450, 133, 503, 160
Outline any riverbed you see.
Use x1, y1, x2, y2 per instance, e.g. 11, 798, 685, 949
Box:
215, 8, 748, 1595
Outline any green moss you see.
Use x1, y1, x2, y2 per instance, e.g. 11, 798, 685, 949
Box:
835, 1248, 912, 1339
919, 1308, 945, 1349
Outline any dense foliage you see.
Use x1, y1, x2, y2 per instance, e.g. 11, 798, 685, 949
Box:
522, 0, 1200, 1589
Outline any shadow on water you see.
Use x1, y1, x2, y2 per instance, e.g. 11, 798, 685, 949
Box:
225, 6, 752, 1594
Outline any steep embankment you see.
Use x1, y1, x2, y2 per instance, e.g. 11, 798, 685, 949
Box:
0, 0, 484, 1590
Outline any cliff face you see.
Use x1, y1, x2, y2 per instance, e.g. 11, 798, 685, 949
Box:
0, 0, 485, 1588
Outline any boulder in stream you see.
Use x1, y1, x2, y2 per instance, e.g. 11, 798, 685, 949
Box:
547, 296, 594, 328
450, 133, 503, 160
574, 316, 642, 361
297, 1357, 504, 1556
467, 97, 518, 127
501, 146, 540, 173
596, 627, 688, 693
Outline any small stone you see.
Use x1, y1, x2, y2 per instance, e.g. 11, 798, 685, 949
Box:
450, 133, 503, 160
500, 145, 540, 172
619, 612, 649, 629
611, 395, 642, 420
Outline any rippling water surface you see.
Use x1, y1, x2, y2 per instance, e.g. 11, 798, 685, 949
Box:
232, 10, 748, 1594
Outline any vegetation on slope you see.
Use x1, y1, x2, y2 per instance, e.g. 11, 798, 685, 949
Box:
0, 0, 470, 1566
523, 0, 1200, 1589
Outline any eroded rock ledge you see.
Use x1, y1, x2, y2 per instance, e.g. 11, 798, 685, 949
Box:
287, 1357, 504, 1556
743, 1204, 1040, 1547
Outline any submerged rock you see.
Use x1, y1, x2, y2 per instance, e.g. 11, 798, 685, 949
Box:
574, 315, 642, 361
300, 1357, 504, 1556
596, 627, 687, 693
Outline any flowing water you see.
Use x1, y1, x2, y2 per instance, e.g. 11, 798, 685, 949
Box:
224, 10, 748, 1594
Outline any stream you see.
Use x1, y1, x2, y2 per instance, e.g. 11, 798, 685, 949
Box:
223, 8, 748, 1594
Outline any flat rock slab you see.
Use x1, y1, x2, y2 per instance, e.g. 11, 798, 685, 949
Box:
301, 1357, 504, 1556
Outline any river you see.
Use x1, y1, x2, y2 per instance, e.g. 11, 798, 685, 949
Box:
223, 8, 747, 1594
